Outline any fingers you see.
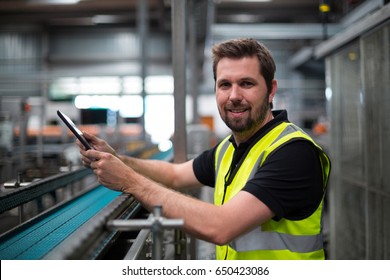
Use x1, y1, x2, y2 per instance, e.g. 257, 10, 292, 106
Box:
76, 139, 85, 150
85, 149, 100, 159
81, 156, 92, 168
82, 131, 98, 143
89, 158, 97, 170
80, 149, 100, 168
89, 156, 101, 174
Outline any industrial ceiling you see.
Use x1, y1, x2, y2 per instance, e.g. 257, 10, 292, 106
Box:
0, 0, 354, 27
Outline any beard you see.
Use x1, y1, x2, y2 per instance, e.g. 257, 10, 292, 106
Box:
221, 95, 270, 135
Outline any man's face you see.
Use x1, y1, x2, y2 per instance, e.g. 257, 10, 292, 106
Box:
215, 56, 275, 141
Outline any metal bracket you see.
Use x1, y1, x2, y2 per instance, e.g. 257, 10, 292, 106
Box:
107, 205, 184, 260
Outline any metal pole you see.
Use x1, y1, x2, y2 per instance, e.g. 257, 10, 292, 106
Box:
172, 0, 188, 259
172, 0, 187, 163
137, 0, 148, 141
188, 0, 199, 125
151, 206, 163, 260
107, 205, 184, 260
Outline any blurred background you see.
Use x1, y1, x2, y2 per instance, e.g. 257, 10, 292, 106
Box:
0, 0, 389, 260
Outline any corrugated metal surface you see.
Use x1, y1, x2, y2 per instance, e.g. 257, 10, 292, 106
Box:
0, 30, 42, 96
326, 20, 390, 259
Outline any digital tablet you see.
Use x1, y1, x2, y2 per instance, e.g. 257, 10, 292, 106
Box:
57, 110, 93, 150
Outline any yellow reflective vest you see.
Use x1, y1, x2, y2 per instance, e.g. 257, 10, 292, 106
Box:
214, 121, 331, 260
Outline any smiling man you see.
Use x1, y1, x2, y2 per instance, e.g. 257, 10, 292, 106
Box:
215, 55, 275, 144
79, 38, 331, 260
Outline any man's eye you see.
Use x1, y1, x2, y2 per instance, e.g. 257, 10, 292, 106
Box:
241, 81, 253, 87
219, 82, 230, 89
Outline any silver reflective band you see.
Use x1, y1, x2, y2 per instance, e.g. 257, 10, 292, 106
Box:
215, 138, 230, 183
230, 226, 323, 253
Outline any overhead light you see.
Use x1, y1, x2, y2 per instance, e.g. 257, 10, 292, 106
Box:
29, 0, 80, 4
226, 14, 265, 23
92, 15, 120, 24
217, 0, 272, 2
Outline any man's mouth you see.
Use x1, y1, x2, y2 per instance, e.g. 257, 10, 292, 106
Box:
229, 108, 246, 113
227, 108, 248, 117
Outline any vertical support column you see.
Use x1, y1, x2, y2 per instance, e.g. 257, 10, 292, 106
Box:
38, 30, 50, 168
137, 0, 148, 141
19, 98, 28, 172
172, 0, 187, 163
188, 0, 199, 125
172, 0, 188, 259
187, 0, 199, 260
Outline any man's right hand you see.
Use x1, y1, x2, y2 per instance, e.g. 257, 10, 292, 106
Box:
77, 131, 118, 167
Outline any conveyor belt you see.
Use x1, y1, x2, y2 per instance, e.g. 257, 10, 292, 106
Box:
0, 186, 120, 260
0, 168, 93, 214
0, 147, 174, 260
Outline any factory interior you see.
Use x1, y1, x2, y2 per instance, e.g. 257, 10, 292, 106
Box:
0, 0, 389, 260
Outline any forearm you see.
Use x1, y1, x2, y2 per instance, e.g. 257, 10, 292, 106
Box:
118, 155, 174, 186
118, 155, 198, 191
122, 170, 225, 244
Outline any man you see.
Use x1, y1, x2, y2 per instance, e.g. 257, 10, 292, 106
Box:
79, 38, 331, 260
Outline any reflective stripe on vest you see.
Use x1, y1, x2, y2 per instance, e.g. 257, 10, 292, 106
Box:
214, 122, 331, 260
230, 227, 324, 252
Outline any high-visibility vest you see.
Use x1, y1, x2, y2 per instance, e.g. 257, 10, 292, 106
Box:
214, 121, 331, 260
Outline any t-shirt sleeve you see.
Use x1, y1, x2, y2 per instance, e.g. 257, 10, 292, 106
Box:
243, 140, 324, 221
192, 148, 216, 187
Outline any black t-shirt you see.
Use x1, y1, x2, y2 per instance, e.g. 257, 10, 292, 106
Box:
193, 110, 324, 221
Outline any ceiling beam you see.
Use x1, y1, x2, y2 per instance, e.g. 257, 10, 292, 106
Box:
212, 23, 342, 40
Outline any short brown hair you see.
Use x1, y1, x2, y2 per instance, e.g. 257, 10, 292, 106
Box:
212, 38, 276, 94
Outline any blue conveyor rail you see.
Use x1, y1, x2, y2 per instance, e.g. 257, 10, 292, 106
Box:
0, 186, 121, 260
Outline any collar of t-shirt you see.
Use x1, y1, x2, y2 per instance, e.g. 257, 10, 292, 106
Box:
224, 110, 289, 184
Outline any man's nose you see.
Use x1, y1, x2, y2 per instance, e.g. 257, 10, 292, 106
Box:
229, 84, 243, 101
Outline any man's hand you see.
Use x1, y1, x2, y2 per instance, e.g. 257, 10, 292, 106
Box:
77, 131, 118, 168
87, 149, 133, 193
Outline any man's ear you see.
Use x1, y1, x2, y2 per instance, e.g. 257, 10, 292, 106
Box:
268, 79, 277, 104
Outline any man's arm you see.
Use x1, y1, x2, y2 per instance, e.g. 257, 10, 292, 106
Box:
119, 156, 201, 191
129, 181, 275, 245
87, 149, 274, 245
78, 131, 199, 191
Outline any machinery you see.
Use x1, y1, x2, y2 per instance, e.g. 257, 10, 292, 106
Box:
0, 147, 180, 260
